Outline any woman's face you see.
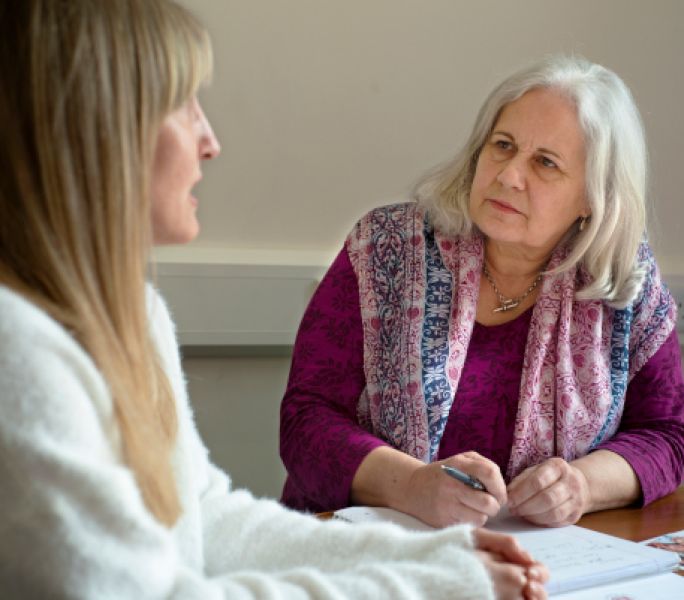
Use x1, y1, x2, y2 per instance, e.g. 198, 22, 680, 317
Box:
469, 88, 589, 258
150, 97, 220, 245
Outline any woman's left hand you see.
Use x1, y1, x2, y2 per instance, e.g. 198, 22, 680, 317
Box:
506, 458, 591, 527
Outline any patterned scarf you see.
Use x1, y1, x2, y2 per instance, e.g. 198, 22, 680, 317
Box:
347, 202, 676, 478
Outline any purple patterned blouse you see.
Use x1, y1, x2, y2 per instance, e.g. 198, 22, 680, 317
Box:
280, 247, 684, 512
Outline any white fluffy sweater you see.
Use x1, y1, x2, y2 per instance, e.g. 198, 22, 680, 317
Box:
0, 284, 494, 599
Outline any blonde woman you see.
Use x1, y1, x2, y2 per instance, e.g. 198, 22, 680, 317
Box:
0, 1, 548, 598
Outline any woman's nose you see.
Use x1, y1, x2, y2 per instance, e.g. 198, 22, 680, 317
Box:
496, 159, 526, 191
196, 104, 221, 160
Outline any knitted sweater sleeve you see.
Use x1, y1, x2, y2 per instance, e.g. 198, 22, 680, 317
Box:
0, 286, 493, 600
199, 468, 494, 599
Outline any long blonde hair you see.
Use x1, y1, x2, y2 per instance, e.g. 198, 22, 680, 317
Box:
414, 55, 647, 308
0, 0, 212, 525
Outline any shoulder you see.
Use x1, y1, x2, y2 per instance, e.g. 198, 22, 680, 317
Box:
602, 241, 676, 327
631, 243, 674, 314
0, 285, 119, 453
0, 285, 74, 349
0, 285, 104, 385
349, 201, 425, 232
588, 242, 676, 373
627, 244, 676, 368
346, 201, 427, 253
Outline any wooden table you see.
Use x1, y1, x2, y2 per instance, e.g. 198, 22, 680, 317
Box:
578, 485, 684, 542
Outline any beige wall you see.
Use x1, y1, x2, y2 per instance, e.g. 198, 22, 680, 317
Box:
184, 0, 684, 273
184, 355, 290, 498
176, 1, 684, 498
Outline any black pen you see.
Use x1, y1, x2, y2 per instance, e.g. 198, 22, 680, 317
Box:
440, 464, 488, 492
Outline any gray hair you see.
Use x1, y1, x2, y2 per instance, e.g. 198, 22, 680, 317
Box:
414, 55, 647, 307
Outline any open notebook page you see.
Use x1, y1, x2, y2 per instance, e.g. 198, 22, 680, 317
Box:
333, 506, 679, 596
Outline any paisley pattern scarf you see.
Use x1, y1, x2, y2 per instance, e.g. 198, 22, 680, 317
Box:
347, 202, 676, 478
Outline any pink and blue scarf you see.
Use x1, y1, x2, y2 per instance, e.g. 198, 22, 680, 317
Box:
347, 202, 676, 478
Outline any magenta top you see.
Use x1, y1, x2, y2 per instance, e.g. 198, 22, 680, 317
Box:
280, 247, 684, 512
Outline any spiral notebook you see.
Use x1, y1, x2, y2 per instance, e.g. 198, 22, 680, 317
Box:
333, 506, 682, 597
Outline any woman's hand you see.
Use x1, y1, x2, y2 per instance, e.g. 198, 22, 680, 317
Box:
507, 457, 590, 527
402, 452, 507, 527
473, 529, 549, 600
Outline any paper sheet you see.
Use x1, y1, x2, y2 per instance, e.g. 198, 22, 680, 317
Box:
332, 506, 679, 596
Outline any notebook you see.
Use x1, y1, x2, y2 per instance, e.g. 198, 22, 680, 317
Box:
333, 506, 681, 597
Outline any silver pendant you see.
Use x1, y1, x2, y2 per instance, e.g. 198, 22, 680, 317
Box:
493, 300, 520, 313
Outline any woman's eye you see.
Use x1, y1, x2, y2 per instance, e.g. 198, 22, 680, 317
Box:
538, 155, 558, 169
493, 139, 512, 150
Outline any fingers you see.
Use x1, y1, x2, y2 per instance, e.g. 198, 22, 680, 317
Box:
511, 480, 571, 518
508, 459, 564, 508
506, 463, 536, 490
476, 534, 549, 599
405, 452, 508, 528
452, 483, 501, 520
508, 458, 588, 527
413, 453, 506, 527
525, 579, 548, 600
473, 530, 549, 586
516, 497, 583, 527
450, 451, 508, 506
526, 562, 549, 584
473, 529, 534, 565
478, 551, 535, 600
489, 563, 548, 600
405, 460, 501, 527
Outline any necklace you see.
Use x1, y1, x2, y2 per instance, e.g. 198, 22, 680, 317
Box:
482, 262, 544, 313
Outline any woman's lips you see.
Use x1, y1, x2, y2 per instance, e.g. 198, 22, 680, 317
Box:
488, 199, 521, 214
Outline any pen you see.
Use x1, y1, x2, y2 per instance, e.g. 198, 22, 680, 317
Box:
441, 464, 487, 492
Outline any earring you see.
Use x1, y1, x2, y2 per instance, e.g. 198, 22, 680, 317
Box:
579, 216, 588, 232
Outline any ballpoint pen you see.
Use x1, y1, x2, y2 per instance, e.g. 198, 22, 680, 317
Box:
440, 464, 487, 492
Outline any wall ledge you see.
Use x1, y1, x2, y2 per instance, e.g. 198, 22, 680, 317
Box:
154, 259, 684, 351
154, 260, 327, 348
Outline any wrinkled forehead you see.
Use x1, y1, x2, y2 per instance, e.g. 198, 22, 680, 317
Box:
493, 88, 586, 161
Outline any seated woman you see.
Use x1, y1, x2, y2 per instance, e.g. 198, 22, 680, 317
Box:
280, 55, 684, 529
0, 1, 548, 598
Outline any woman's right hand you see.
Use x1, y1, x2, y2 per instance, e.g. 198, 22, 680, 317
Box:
474, 529, 549, 600
402, 452, 508, 527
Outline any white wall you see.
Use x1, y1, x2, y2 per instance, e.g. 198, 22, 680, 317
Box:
171, 0, 684, 498
176, 0, 684, 272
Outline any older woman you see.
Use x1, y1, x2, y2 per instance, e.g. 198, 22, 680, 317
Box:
280, 56, 684, 529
